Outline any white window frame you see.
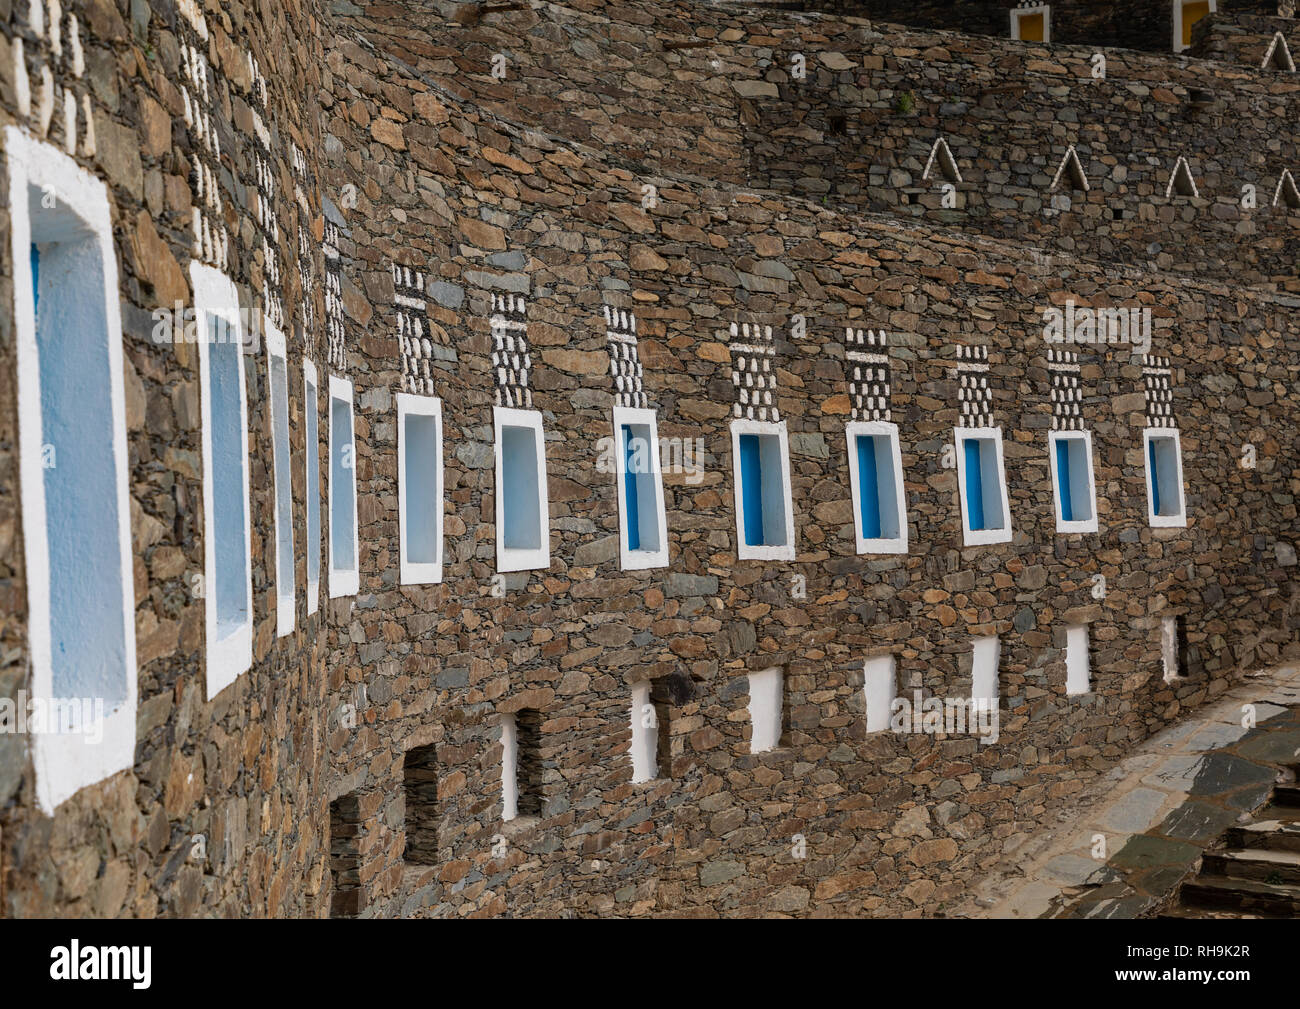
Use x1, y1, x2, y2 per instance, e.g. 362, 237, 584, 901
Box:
954, 426, 1012, 547
971, 635, 1001, 703
612, 405, 669, 571
1065, 624, 1091, 696
7, 126, 138, 812
629, 681, 659, 783
265, 318, 294, 636
493, 406, 551, 574
304, 359, 321, 615
863, 655, 897, 734
1047, 429, 1098, 535
1143, 427, 1187, 528
730, 418, 796, 562
397, 392, 445, 585
328, 374, 359, 598
747, 667, 784, 754
1173, 0, 1215, 53
1010, 3, 1051, 43
193, 260, 253, 699
500, 713, 519, 821
845, 420, 907, 555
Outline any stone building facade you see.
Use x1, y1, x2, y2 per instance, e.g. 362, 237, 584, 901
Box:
0, 0, 1297, 918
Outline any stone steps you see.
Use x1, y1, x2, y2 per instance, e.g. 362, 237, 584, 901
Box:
1179, 875, 1300, 917
1200, 847, 1300, 885
1223, 819, 1300, 853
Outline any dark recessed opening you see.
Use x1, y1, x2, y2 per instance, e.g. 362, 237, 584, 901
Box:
403, 743, 439, 865
828, 115, 847, 136
328, 793, 363, 918
1111, 207, 1123, 220
516, 708, 543, 818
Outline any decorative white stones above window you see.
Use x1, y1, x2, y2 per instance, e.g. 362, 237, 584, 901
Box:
491, 294, 532, 409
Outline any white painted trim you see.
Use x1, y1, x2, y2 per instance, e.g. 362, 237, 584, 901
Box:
1065, 624, 1091, 695
303, 358, 320, 616
1050, 145, 1089, 193
500, 713, 519, 821
845, 420, 908, 555
863, 655, 897, 734
1010, 3, 1051, 43
1262, 31, 1296, 71
265, 318, 294, 637
747, 667, 783, 754
1273, 168, 1300, 209
922, 136, 962, 185
7, 126, 138, 813
629, 681, 658, 783
192, 260, 253, 700
971, 636, 1001, 703
328, 374, 359, 597
1166, 155, 1199, 199
493, 406, 551, 573
397, 392, 445, 585
1143, 427, 1187, 528
730, 418, 796, 562
612, 405, 670, 571
954, 426, 1012, 547
1047, 429, 1099, 534
1173, 0, 1215, 54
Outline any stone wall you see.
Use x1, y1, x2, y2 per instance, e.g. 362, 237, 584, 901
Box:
0, 0, 1297, 920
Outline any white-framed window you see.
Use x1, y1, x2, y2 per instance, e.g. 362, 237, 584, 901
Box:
1065, 624, 1091, 695
500, 708, 542, 822
1173, 0, 1214, 53
397, 393, 444, 585
629, 681, 661, 783
1011, 3, 1051, 42
265, 319, 294, 636
1048, 430, 1098, 534
845, 420, 907, 554
493, 406, 550, 573
747, 667, 784, 754
7, 126, 138, 812
862, 655, 897, 733
328, 375, 359, 597
730, 418, 795, 561
1143, 427, 1187, 528
955, 427, 1011, 546
192, 260, 253, 700
304, 359, 321, 615
613, 405, 669, 570
971, 636, 1001, 703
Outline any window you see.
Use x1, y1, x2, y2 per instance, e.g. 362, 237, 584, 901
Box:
1065, 625, 1090, 695
192, 261, 253, 699
328, 375, 359, 597
1161, 614, 1187, 682
955, 427, 1011, 546
494, 407, 550, 573
629, 681, 666, 783
403, 742, 439, 864
1173, 0, 1214, 53
304, 360, 321, 615
971, 636, 1001, 703
328, 792, 363, 918
846, 421, 907, 554
730, 419, 795, 561
613, 406, 669, 570
863, 655, 897, 733
501, 708, 542, 821
266, 320, 294, 636
1048, 430, 1098, 534
397, 393, 444, 585
8, 127, 138, 812
1011, 4, 1050, 43
1144, 428, 1186, 527
747, 667, 785, 753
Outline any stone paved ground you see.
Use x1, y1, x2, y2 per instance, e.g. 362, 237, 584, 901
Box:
957, 664, 1300, 919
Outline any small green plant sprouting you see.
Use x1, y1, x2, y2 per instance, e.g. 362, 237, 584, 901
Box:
895, 91, 915, 115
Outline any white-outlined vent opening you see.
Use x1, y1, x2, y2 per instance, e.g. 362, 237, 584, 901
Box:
1050, 145, 1089, 192
923, 136, 962, 185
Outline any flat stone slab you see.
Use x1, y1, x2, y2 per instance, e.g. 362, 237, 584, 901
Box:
1235, 728, 1300, 764
1183, 722, 1249, 752
1109, 834, 1201, 872
1043, 854, 1112, 886
1097, 787, 1170, 833
1157, 800, 1240, 843
1140, 755, 1204, 792
1188, 753, 1276, 797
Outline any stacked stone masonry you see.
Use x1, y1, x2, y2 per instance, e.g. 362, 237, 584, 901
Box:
0, 0, 1298, 919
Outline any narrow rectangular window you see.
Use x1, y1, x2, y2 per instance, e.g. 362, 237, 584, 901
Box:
846, 422, 907, 554
397, 393, 444, 585
747, 667, 785, 753
1011, 5, 1050, 42
494, 407, 550, 573
8, 127, 137, 812
328, 375, 359, 597
1175, 0, 1213, 52
266, 320, 294, 636
304, 360, 321, 614
1049, 430, 1097, 533
1144, 428, 1186, 527
863, 655, 897, 733
1161, 615, 1188, 682
629, 681, 662, 783
613, 406, 668, 569
731, 420, 795, 561
501, 709, 543, 821
971, 636, 1000, 703
403, 743, 439, 865
1065, 625, 1090, 695
956, 428, 1011, 546
328, 792, 363, 918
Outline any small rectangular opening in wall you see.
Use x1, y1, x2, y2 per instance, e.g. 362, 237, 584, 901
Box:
731, 421, 795, 561
397, 394, 444, 585
1161, 614, 1189, 682
748, 667, 785, 753
828, 115, 847, 136
402, 743, 439, 865
1144, 428, 1186, 527
956, 428, 1011, 546
1049, 430, 1097, 533
971, 636, 1000, 703
495, 407, 550, 573
304, 361, 321, 614
502, 709, 543, 821
630, 681, 668, 783
1065, 624, 1090, 695
1175, 0, 1214, 52
863, 655, 897, 733
1012, 6, 1049, 43
328, 793, 363, 918
328, 376, 359, 597
847, 422, 907, 554
614, 407, 668, 570
267, 323, 294, 636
